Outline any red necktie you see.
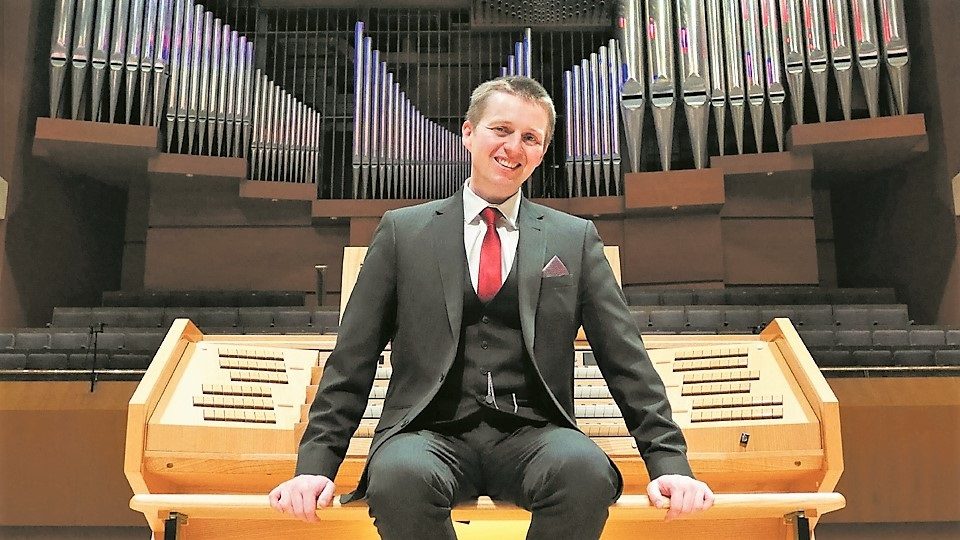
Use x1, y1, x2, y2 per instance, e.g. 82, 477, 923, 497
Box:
477, 207, 502, 302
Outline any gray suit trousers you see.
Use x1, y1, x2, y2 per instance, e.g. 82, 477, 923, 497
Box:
364, 412, 620, 540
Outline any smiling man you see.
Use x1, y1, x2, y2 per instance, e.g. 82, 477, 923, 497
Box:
270, 76, 713, 539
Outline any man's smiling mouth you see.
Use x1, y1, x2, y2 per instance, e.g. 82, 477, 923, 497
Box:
495, 157, 521, 170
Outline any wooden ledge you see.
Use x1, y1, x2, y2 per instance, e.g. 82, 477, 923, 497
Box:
32, 117, 159, 186
241, 180, 317, 201
532, 196, 625, 217
786, 114, 927, 173
130, 492, 846, 522
148, 153, 247, 184
623, 169, 725, 215
312, 198, 431, 219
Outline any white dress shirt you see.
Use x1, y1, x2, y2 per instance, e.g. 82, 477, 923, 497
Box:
463, 180, 521, 293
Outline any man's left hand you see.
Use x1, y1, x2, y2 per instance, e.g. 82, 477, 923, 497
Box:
646, 474, 714, 521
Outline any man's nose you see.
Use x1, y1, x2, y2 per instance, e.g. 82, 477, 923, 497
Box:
502, 133, 523, 154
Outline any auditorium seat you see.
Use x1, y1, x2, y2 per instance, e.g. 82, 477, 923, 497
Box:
694, 289, 726, 305
935, 349, 960, 366
25, 353, 69, 370
908, 327, 946, 346
123, 308, 165, 328
893, 348, 935, 367
125, 332, 165, 352
685, 308, 723, 329
795, 305, 834, 327
947, 330, 960, 346
239, 308, 276, 328
50, 332, 91, 350
724, 307, 762, 329
274, 310, 313, 328
312, 310, 340, 329
648, 307, 684, 329
50, 308, 94, 327
871, 329, 910, 347
13, 332, 50, 349
851, 349, 894, 367
835, 330, 872, 347
760, 306, 798, 323
798, 329, 836, 348
106, 353, 153, 370
659, 291, 694, 305
628, 308, 650, 328
810, 349, 851, 367
0, 353, 27, 369
0, 333, 14, 349
97, 332, 127, 351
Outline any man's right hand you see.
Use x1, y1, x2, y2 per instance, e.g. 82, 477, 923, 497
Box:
269, 474, 336, 523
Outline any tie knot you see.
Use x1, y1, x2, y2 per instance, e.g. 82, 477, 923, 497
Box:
480, 207, 500, 227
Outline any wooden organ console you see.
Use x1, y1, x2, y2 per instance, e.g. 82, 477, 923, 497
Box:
126, 317, 844, 539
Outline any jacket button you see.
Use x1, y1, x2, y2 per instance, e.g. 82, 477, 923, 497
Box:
439, 374, 445, 383
481, 315, 490, 323
481, 341, 488, 349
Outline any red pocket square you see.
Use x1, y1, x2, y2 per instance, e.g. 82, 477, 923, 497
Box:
541, 256, 569, 278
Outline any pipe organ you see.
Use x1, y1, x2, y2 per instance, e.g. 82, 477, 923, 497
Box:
48, 0, 911, 193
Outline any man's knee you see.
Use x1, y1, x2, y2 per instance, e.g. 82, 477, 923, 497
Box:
366, 437, 454, 506
530, 436, 619, 505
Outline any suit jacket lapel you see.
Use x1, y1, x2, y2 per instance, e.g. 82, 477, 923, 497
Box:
517, 198, 545, 355
431, 192, 466, 340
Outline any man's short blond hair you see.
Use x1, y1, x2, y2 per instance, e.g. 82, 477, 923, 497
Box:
465, 76, 556, 145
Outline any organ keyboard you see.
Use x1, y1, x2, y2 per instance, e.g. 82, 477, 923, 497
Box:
126, 317, 843, 538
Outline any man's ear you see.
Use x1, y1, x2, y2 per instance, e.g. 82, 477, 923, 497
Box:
461, 120, 474, 149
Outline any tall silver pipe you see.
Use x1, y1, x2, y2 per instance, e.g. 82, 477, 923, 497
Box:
241, 41, 254, 159
70, 0, 96, 120
224, 31, 239, 156
878, 0, 909, 115
352, 22, 365, 197
598, 46, 613, 193
90, 0, 114, 122
366, 50, 380, 197
50, 0, 77, 118
676, 0, 711, 169
250, 71, 263, 178
108, 0, 130, 122
138, 0, 159, 124
361, 38, 374, 197
392, 82, 401, 197
186, 4, 203, 154
851, 0, 880, 117
645, 0, 676, 170
523, 28, 533, 77
779, 0, 806, 124
741, 0, 766, 152
197, 11, 213, 154
384, 72, 394, 196
615, 0, 646, 174
705, 0, 726, 155
174, 3, 193, 151
760, 0, 786, 151
826, 0, 854, 120
802, 0, 830, 122
151, 0, 174, 127
721, 0, 745, 153
264, 82, 277, 179
123, 0, 145, 123
232, 36, 249, 156
571, 64, 584, 196
206, 18, 222, 154
608, 38, 622, 193
587, 55, 602, 194
215, 25, 230, 156
376, 61, 388, 197
164, 0, 184, 150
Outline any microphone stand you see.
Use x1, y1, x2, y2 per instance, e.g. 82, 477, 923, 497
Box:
89, 323, 104, 392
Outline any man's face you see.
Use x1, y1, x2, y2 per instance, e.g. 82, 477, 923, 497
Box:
462, 91, 550, 203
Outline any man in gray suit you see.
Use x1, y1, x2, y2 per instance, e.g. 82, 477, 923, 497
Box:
270, 76, 713, 539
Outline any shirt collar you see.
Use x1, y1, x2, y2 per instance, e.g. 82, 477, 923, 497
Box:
463, 179, 521, 229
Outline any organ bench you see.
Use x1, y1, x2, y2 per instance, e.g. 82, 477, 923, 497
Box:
125, 316, 843, 539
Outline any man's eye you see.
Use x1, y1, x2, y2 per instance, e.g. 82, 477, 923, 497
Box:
490, 126, 508, 134
523, 135, 541, 145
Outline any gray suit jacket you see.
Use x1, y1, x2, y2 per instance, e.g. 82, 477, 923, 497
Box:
296, 191, 692, 501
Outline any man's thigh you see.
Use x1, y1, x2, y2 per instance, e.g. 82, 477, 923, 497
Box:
366, 429, 483, 505
480, 423, 621, 509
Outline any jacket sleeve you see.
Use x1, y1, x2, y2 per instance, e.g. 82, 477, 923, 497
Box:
578, 220, 694, 480
295, 211, 398, 479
